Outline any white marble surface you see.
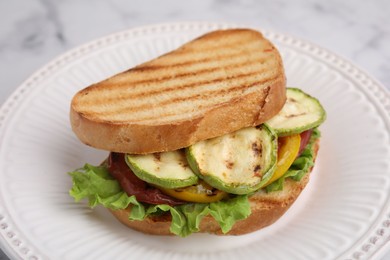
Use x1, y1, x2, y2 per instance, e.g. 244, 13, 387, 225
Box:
0, 0, 389, 259
0, 0, 389, 106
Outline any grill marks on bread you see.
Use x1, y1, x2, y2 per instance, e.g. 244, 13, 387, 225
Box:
72, 29, 283, 123
90, 71, 279, 122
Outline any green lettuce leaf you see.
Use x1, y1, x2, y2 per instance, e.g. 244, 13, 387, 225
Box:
265, 128, 321, 192
68, 129, 320, 236
209, 195, 250, 233
68, 166, 250, 237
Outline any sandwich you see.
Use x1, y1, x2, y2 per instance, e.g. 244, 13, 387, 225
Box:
68, 29, 326, 237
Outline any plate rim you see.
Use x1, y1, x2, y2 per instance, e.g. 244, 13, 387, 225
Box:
0, 21, 390, 260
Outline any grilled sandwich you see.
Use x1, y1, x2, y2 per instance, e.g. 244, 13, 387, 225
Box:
68, 28, 326, 237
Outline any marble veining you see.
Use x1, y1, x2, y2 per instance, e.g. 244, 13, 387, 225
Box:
0, 0, 389, 106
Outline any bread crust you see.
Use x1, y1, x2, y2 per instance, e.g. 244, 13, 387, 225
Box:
70, 29, 286, 154
109, 140, 320, 236
70, 82, 285, 154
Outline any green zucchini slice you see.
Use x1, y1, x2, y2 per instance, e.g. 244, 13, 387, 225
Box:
186, 125, 277, 195
266, 88, 326, 136
125, 150, 198, 189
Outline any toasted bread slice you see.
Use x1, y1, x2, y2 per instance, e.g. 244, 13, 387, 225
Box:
70, 29, 286, 154
109, 140, 320, 235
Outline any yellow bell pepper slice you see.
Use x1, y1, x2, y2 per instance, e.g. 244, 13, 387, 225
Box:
264, 134, 301, 186
156, 180, 228, 203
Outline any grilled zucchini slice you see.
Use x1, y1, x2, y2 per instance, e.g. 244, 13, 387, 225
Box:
186, 125, 277, 195
266, 88, 326, 136
126, 150, 198, 189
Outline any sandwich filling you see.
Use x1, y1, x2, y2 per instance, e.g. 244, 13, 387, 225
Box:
106, 128, 313, 206
69, 88, 325, 237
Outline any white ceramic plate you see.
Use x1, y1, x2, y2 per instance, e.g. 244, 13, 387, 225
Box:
0, 22, 389, 260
